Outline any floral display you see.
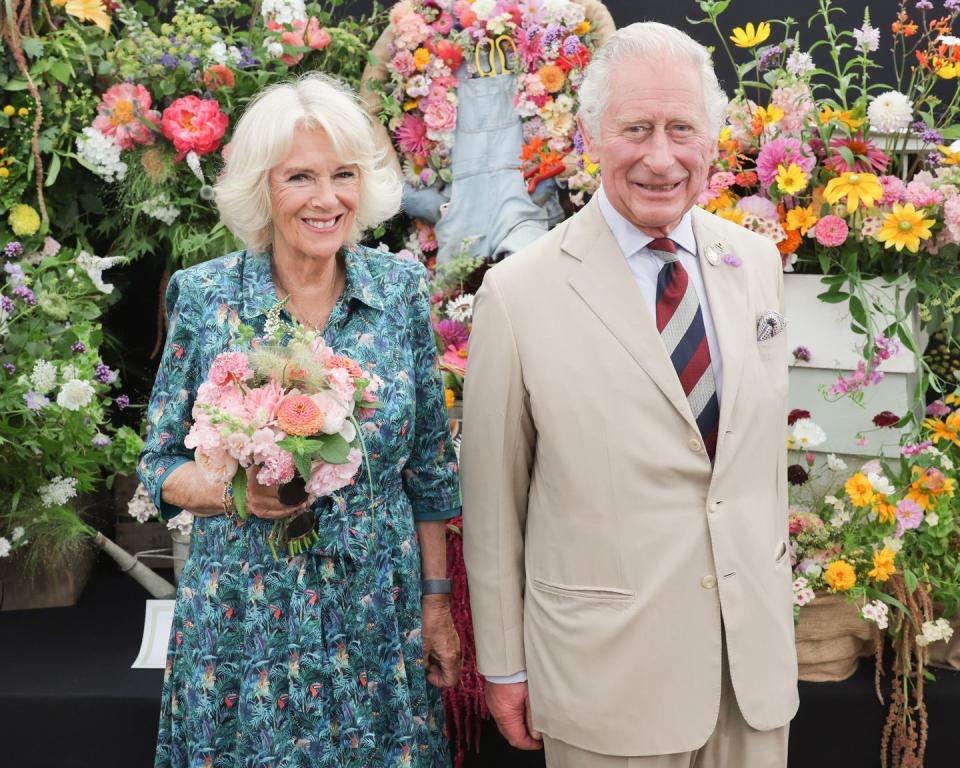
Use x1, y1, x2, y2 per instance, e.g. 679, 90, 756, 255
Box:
184, 314, 382, 557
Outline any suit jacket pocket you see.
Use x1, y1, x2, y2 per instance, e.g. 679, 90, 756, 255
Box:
756, 331, 787, 363
532, 577, 635, 601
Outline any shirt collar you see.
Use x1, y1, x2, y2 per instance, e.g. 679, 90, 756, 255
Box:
240, 245, 384, 321
596, 184, 698, 259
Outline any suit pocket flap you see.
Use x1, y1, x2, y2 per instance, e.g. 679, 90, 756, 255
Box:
532, 577, 635, 601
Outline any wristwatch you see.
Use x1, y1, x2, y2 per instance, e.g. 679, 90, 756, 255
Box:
421, 578, 452, 595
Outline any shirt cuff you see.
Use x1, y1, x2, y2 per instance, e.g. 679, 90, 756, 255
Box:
412, 505, 460, 522
486, 671, 528, 684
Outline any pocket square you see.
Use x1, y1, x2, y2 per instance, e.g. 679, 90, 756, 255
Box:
757, 310, 787, 341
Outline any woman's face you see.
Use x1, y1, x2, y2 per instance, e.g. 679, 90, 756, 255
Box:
268, 126, 360, 263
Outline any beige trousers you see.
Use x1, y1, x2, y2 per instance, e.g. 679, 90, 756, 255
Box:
542, 647, 789, 768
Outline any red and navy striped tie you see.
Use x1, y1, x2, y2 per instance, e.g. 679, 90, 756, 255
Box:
648, 238, 720, 461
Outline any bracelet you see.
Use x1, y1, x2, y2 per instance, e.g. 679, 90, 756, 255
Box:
221, 481, 237, 519
421, 578, 452, 595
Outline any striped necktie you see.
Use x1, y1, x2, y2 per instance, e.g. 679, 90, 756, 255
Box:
648, 238, 720, 461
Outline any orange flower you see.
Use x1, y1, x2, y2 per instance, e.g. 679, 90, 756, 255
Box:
872, 494, 897, 525
538, 64, 566, 93
825, 560, 856, 591
892, 20, 918, 36
777, 227, 802, 256
277, 394, 325, 436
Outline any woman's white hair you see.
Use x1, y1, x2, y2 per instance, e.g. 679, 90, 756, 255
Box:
577, 22, 728, 144
215, 73, 402, 254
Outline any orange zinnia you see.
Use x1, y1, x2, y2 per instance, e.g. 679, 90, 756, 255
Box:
777, 228, 802, 256
277, 395, 325, 436
538, 64, 566, 93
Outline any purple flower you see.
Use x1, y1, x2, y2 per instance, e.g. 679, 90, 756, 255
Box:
4, 261, 25, 286
95, 363, 117, 384
1, 295, 13, 313
12, 285, 35, 306
91, 434, 112, 448
115, 394, 130, 410
926, 400, 951, 416
901, 440, 933, 457
183, 54, 198, 71
758, 45, 782, 72
3, 241, 23, 260
723, 252, 742, 267
72, 341, 86, 353
434, 318, 469, 349
924, 151, 943, 170
947, 0, 960, 12
787, 464, 809, 485
543, 25, 564, 48
237, 47, 259, 69
912, 121, 943, 145
916, 0, 934, 8
3, 363, 15, 375
573, 129, 585, 155
562, 35, 581, 55
792, 346, 812, 363
23, 391, 50, 411
158, 53, 178, 70
895, 499, 924, 536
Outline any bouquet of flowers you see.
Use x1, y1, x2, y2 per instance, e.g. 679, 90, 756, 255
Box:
184, 322, 382, 558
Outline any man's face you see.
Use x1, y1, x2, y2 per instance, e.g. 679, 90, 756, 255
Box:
581, 57, 716, 238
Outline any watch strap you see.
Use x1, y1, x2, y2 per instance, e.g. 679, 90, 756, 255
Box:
421, 578, 452, 595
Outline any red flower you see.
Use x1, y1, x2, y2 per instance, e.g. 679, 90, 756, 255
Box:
305, 17, 331, 50
872, 410, 901, 428
788, 408, 811, 426
435, 39, 464, 70
203, 65, 235, 91
161, 95, 229, 160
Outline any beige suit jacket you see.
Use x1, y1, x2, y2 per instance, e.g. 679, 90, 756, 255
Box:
461, 198, 799, 756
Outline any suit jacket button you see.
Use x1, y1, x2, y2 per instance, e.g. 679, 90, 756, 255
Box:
701, 575, 717, 589
688, 438, 703, 453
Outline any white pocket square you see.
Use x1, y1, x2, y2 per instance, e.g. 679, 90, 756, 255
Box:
757, 310, 787, 342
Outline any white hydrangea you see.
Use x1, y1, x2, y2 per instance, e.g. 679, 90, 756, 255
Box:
76, 251, 123, 295
207, 41, 243, 66
446, 293, 474, 323
57, 378, 95, 411
861, 600, 889, 630
31, 359, 58, 394
260, 0, 306, 25
868, 91, 914, 134
142, 193, 180, 226
127, 483, 156, 523
76, 127, 128, 183
789, 418, 827, 449
916, 618, 955, 647
826, 453, 848, 472
167, 510, 194, 536
40, 475, 78, 508
11, 526, 24, 541
0, 537, 9, 558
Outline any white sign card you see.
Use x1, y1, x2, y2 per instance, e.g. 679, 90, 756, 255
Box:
132, 599, 175, 669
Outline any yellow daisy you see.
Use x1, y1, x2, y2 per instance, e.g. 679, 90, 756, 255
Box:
823, 172, 883, 214
924, 412, 960, 446
785, 205, 818, 235
776, 163, 809, 195
819, 106, 865, 130
65, 0, 111, 33
730, 22, 772, 48
876, 203, 935, 253
872, 494, 897, 525
753, 104, 785, 130
938, 143, 960, 166
845, 472, 874, 507
868, 547, 896, 582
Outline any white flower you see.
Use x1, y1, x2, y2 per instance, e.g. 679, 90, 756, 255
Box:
11, 526, 24, 541
938, 35, 960, 47
57, 378, 95, 411
76, 251, 123, 294
266, 41, 284, 59
861, 600, 889, 630
472, 0, 496, 20
260, 0, 306, 25
40, 476, 78, 508
31, 359, 57, 394
446, 293, 474, 323
61, 364, 79, 381
853, 22, 880, 52
868, 91, 914, 134
185, 151, 204, 183
830, 508, 853, 529
142, 193, 180, 226
827, 453, 848, 472
127, 483, 156, 523
76, 127, 128, 183
916, 618, 954, 647
883, 535, 904, 554
166, 510, 194, 536
925, 513, 939, 527
786, 50, 814, 77
207, 41, 240, 66
867, 472, 895, 496
790, 418, 827, 449
0, 537, 10, 557
794, 587, 816, 607
42, 237, 61, 257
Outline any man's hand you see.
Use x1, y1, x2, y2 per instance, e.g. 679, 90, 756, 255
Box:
421, 595, 462, 687
484, 680, 542, 750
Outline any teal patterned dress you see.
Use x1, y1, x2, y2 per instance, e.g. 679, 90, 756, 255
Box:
137, 247, 460, 768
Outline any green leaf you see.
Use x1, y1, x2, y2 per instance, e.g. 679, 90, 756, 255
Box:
49, 61, 72, 85
904, 568, 919, 594
20, 37, 44, 59
44, 153, 61, 187
897, 323, 918, 354
317, 434, 351, 464
848, 295, 867, 328
293, 452, 313, 484
816, 291, 849, 303
232, 467, 248, 519
3, 79, 29, 92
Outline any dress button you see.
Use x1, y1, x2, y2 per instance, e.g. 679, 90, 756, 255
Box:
701, 575, 717, 589
688, 438, 703, 453
708, 501, 722, 514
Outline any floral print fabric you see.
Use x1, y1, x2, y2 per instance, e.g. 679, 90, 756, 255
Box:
138, 247, 460, 767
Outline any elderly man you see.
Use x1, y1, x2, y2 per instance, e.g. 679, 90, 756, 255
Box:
461, 21, 798, 768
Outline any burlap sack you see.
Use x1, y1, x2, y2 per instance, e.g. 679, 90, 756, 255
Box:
795, 593, 877, 682
359, 0, 617, 176
927, 613, 960, 670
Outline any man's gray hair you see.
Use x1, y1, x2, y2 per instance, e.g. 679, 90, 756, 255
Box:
577, 22, 729, 144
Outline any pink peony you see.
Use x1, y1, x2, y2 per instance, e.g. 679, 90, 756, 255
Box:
878, 175, 908, 206
311, 391, 350, 435
250, 427, 283, 464
815, 215, 849, 247
423, 98, 457, 134
161, 96, 229, 160
92, 83, 161, 150
305, 448, 363, 497
305, 17, 331, 50
755, 137, 815, 189
391, 50, 416, 77
207, 351, 252, 387
243, 380, 285, 426
326, 366, 357, 404
395, 113, 430, 155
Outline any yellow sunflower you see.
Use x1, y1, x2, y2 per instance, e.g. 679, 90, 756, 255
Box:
876, 203, 935, 253
730, 22, 772, 48
823, 172, 883, 214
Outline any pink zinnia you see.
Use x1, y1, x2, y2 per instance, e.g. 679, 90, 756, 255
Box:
755, 137, 815, 189
396, 114, 430, 155
93, 83, 161, 150
416, 221, 438, 252
435, 318, 469, 349
441, 344, 468, 375
826, 132, 889, 174
878, 175, 908, 206
815, 215, 849, 247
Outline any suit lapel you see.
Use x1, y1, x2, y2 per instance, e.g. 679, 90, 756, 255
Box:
564, 198, 701, 434
691, 207, 750, 448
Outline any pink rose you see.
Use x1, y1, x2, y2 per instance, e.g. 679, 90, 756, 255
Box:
280, 21, 307, 66
243, 380, 285, 427
391, 50, 416, 77
92, 83, 161, 150
208, 351, 252, 387
161, 95, 229, 160
423, 99, 457, 133
194, 446, 239, 483
250, 427, 282, 464
305, 448, 363, 497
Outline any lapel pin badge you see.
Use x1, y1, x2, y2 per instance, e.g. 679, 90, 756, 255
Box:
705, 241, 726, 267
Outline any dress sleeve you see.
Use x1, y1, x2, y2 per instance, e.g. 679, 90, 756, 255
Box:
136, 270, 201, 520
401, 263, 461, 521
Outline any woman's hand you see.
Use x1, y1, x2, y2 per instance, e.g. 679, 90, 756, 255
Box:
421, 594, 462, 688
244, 466, 311, 519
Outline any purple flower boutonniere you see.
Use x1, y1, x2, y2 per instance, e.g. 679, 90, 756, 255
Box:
723, 252, 742, 267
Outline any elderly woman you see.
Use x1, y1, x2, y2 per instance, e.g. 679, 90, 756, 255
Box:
137, 73, 462, 768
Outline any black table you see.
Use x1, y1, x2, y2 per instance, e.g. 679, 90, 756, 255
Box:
2, 557, 958, 767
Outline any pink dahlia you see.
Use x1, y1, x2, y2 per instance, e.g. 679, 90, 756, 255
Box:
906, 179, 944, 207
161, 96, 229, 160
826, 132, 889, 174
395, 114, 430, 155
92, 83, 160, 150
878, 174, 908, 206
434, 318, 469, 348
755, 137, 815, 189
815, 215, 849, 247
